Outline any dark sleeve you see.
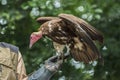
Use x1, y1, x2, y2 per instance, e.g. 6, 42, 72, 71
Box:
28, 66, 55, 80
28, 52, 69, 80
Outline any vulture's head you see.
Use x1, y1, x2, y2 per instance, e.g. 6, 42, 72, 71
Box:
29, 31, 42, 48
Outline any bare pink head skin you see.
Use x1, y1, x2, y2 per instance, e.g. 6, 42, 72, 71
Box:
29, 31, 42, 48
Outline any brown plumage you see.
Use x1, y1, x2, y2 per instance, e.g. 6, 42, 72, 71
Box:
30, 13, 104, 64
36, 17, 59, 24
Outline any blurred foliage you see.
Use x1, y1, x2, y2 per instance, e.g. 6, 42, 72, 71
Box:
0, 0, 120, 80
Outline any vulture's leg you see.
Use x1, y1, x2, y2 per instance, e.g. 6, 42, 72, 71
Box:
56, 52, 64, 63
66, 44, 70, 54
53, 42, 65, 63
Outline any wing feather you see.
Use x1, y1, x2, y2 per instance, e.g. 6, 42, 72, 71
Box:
70, 40, 98, 63
58, 14, 100, 55
59, 13, 103, 43
58, 14, 103, 63
36, 17, 59, 24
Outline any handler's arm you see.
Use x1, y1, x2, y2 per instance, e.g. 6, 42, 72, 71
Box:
28, 53, 69, 80
28, 58, 62, 80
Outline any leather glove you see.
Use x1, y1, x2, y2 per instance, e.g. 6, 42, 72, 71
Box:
28, 55, 63, 80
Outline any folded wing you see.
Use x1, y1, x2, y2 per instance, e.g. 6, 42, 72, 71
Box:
58, 13, 103, 64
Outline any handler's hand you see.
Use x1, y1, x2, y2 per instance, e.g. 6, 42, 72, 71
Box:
45, 58, 63, 72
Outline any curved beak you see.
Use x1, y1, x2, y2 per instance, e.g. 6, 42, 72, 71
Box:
29, 42, 33, 49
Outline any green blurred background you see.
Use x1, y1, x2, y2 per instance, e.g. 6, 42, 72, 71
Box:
0, 0, 120, 80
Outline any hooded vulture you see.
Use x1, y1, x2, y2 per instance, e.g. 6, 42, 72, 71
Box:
29, 13, 104, 64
